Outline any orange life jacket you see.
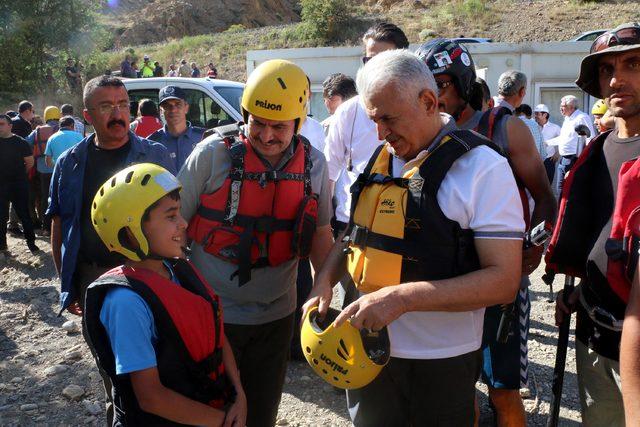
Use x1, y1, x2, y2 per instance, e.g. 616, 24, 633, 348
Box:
187, 133, 318, 285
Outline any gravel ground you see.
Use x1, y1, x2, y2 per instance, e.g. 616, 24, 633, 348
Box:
0, 232, 581, 425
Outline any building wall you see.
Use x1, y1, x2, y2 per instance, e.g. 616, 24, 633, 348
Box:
246, 41, 596, 124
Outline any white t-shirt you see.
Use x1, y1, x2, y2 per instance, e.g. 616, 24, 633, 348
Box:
385, 137, 525, 359
324, 96, 383, 223
547, 109, 595, 156
299, 116, 326, 153
541, 121, 562, 158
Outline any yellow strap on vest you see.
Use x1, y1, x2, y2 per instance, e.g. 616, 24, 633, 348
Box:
347, 137, 450, 293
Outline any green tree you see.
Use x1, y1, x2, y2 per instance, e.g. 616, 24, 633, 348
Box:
0, 0, 99, 102
300, 0, 351, 42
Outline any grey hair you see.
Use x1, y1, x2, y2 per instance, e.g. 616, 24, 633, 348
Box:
561, 95, 578, 108
356, 49, 438, 106
497, 70, 527, 97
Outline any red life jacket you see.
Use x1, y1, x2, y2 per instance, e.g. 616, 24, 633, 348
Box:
605, 151, 640, 303
84, 259, 235, 426
475, 106, 531, 229
132, 116, 163, 138
545, 130, 640, 304
187, 133, 318, 285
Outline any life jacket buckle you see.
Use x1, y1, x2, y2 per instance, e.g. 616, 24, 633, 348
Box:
589, 305, 624, 331
605, 238, 626, 261
349, 225, 369, 248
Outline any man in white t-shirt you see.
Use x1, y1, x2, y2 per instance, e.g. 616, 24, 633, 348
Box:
324, 22, 409, 236
304, 49, 524, 425
320, 73, 357, 134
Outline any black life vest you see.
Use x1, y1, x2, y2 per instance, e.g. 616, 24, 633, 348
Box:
545, 129, 640, 315
187, 131, 318, 285
345, 129, 500, 292
84, 259, 235, 426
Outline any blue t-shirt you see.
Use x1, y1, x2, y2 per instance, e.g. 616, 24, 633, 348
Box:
45, 129, 84, 166
99, 262, 180, 375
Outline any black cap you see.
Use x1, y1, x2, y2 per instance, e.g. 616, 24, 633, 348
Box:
158, 86, 187, 105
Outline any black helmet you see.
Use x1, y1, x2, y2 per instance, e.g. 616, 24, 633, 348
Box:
416, 38, 477, 102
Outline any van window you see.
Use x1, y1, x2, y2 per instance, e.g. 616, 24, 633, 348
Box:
127, 88, 232, 129
215, 87, 244, 117
127, 89, 160, 119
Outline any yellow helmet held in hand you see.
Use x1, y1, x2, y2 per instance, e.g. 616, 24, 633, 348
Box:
300, 306, 390, 389
91, 163, 182, 261
241, 59, 308, 132
591, 99, 608, 116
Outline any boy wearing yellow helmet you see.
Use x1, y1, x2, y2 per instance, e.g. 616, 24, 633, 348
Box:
84, 163, 246, 426
179, 59, 334, 425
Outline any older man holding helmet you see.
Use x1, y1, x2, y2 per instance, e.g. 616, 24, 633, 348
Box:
304, 49, 524, 426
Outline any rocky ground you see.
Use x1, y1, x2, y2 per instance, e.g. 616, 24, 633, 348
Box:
0, 232, 581, 426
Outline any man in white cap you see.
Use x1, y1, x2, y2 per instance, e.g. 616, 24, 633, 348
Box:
534, 103, 562, 184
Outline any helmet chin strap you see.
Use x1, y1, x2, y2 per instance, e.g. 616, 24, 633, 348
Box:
134, 247, 164, 261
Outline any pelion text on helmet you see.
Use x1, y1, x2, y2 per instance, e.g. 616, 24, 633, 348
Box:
255, 99, 282, 111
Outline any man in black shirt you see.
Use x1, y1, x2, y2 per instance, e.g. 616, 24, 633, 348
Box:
0, 114, 39, 253
46, 75, 173, 424
10, 101, 34, 138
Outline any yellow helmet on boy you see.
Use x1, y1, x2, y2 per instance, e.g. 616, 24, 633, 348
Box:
91, 163, 181, 261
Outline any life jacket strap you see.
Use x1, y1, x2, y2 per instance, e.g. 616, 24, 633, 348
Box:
579, 290, 624, 332
223, 137, 246, 225
301, 136, 313, 196
230, 257, 270, 286
196, 206, 296, 232
244, 170, 305, 187
348, 224, 425, 259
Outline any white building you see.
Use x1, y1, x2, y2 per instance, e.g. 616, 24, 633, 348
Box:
247, 41, 596, 125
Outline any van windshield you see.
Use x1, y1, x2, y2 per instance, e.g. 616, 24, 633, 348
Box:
215, 86, 244, 116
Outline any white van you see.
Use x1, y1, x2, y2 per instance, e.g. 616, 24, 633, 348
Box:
122, 77, 244, 129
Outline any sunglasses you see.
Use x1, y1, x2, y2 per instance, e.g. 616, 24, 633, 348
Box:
590, 27, 640, 54
436, 80, 454, 90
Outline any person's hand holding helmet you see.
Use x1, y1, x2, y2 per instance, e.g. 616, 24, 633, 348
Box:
333, 285, 407, 332
301, 268, 334, 324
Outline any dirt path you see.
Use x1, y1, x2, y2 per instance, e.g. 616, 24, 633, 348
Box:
0, 233, 581, 425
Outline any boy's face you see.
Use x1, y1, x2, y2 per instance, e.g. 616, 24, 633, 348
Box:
142, 195, 187, 259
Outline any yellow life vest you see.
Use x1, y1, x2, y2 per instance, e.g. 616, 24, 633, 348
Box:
345, 129, 494, 293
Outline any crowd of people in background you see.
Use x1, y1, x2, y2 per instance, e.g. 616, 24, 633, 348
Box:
1, 100, 85, 254
38, 55, 219, 102
120, 55, 218, 79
